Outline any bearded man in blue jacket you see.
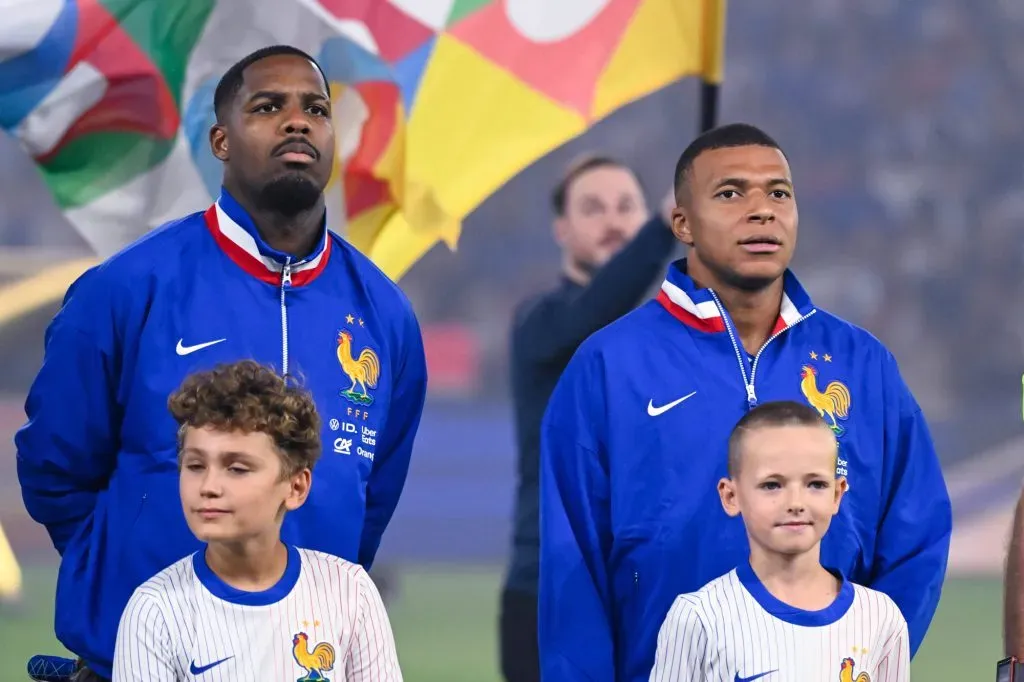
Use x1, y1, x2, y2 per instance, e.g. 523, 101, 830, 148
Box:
16, 45, 427, 681
538, 123, 951, 681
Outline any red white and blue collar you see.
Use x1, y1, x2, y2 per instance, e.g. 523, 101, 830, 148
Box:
656, 259, 814, 334
203, 188, 331, 287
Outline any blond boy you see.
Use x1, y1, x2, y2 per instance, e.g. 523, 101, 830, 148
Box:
649, 401, 909, 682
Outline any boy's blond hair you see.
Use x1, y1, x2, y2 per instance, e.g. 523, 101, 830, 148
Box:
727, 400, 837, 478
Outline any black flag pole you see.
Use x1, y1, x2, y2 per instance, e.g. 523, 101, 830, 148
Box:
700, 80, 719, 133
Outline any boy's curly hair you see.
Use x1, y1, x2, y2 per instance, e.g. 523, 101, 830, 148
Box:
168, 360, 322, 477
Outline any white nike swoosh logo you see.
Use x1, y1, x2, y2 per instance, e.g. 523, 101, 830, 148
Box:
176, 338, 227, 356
647, 391, 697, 417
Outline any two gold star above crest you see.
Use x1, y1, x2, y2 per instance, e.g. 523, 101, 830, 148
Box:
344, 314, 365, 326
808, 351, 832, 362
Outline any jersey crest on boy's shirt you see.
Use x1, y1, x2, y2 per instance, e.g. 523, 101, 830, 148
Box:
839, 655, 871, 682
291, 630, 336, 682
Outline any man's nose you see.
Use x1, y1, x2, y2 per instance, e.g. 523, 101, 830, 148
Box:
746, 191, 777, 224
282, 109, 311, 136
605, 221, 626, 236
747, 207, 776, 224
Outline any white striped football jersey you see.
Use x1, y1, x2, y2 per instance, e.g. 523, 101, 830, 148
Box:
649, 563, 909, 682
112, 545, 402, 682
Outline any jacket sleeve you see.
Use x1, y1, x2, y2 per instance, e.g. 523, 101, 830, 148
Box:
869, 351, 952, 657
15, 268, 123, 555
358, 306, 427, 568
539, 348, 614, 681
517, 216, 675, 367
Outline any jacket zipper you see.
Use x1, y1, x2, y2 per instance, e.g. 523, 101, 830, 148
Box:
280, 257, 292, 377
708, 290, 816, 407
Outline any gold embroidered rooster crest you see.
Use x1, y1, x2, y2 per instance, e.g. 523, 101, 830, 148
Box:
337, 329, 380, 407
292, 631, 335, 682
800, 363, 851, 437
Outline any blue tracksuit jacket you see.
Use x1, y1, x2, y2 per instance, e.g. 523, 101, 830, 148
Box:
15, 189, 427, 678
538, 259, 951, 682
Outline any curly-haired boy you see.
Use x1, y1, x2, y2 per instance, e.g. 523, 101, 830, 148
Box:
112, 360, 402, 682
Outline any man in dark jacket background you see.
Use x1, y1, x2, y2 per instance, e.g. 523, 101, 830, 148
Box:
500, 154, 676, 682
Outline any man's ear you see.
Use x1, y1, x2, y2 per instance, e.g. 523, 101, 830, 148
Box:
210, 123, 229, 161
672, 204, 694, 246
553, 215, 569, 247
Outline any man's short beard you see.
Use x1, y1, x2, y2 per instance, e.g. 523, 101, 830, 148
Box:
258, 173, 323, 216
712, 262, 778, 292
572, 256, 600, 280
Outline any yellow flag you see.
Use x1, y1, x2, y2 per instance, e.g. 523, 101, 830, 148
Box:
0, 521, 22, 600
321, 0, 728, 280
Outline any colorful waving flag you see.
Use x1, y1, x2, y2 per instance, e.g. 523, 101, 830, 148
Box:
0, 0, 725, 282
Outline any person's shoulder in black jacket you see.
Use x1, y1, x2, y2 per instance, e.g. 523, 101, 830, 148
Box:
513, 154, 678, 370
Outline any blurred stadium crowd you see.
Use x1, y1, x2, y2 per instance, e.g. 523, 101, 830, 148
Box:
2, 0, 1023, 465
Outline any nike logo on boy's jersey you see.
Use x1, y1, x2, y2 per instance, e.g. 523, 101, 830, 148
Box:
735, 671, 776, 682
190, 656, 233, 675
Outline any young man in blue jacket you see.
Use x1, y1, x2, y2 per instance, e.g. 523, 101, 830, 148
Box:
16, 45, 427, 681
538, 123, 951, 682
